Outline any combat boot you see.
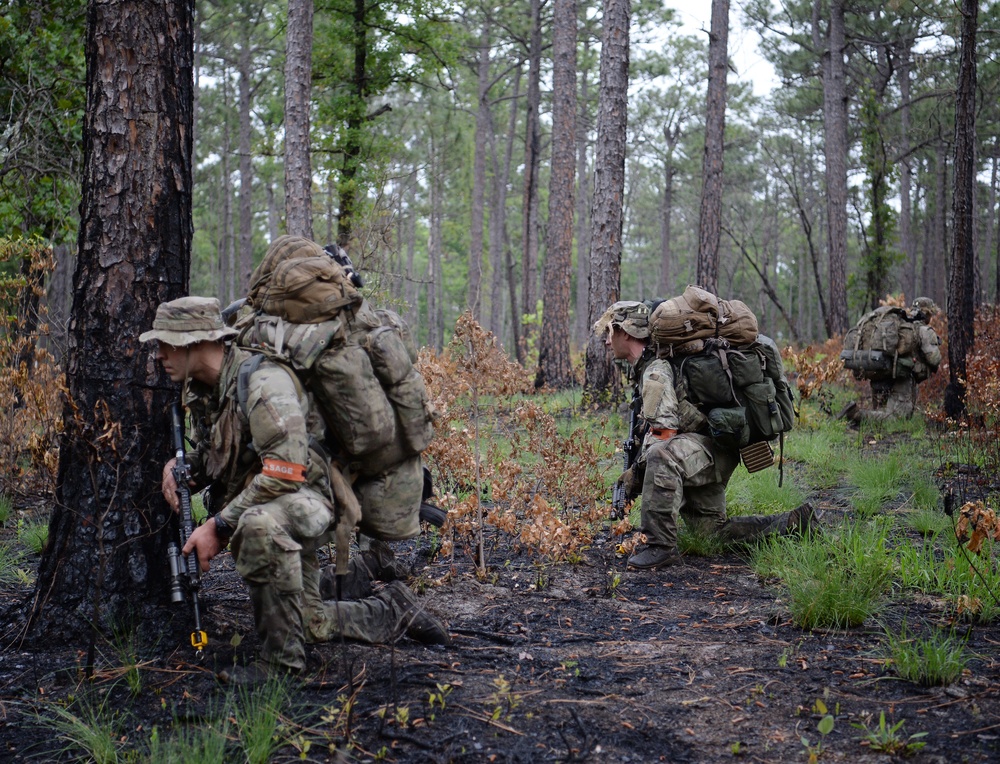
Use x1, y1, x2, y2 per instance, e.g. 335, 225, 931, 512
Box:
378, 581, 451, 645
627, 545, 683, 570
785, 502, 821, 536
319, 539, 409, 601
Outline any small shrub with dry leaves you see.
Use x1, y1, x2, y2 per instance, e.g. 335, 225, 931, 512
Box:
0, 239, 64, 500
955, 501, 1000, 554
418, 312, 615, 563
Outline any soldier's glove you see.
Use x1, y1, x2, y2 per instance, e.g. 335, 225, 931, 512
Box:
616, 467, 641, 502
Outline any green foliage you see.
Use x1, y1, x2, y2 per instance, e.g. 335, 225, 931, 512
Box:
19, 519, 48, 556
726, 466, 807, 515
846, 451, 907, 518
39, 689, 127, 764
146, 715, 231, 764
853, 711, 927, 756
752, 520, 892, 629
235, 674, 293, 764
880, 623, 969, 686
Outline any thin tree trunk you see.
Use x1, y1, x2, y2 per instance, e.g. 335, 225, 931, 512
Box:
584, 0, 629, 398
468, 21, 490, 322
574, 36, 592, 347
944, 0, 978, 420
696, 0, 728, 295
520, 0, 543, 351
428, 135, 444, 351
658, 124, 680, 296
899, 41, 916, 302
489, 67, 521, 342
237, 35, 254, 296
536, 0, 577, 389
819, 0, 849, 336
284, 0, 313, 238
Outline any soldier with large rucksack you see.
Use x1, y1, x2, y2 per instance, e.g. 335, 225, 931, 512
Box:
145, 295, 449, 684
598, 287, 815, 571
838, 297, 942, 423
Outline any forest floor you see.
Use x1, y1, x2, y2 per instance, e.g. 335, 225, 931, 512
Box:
0, 458, 999, 763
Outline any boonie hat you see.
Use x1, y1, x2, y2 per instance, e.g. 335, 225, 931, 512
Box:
594, 300, 651, 339
139, 296, 238, 346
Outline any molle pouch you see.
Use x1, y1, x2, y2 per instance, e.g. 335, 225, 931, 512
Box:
676, 398, 708, 433
313, 345, 397, 456
366, 325, 414, 386
893, 355, 915, 379
774, 378, 796, 432
681, 353, 737, 408
707, 407, 750, 449
741, 379, 781, 441
727, 348, 765, 387
375, 309, 419, 363
385, 369, 436, 454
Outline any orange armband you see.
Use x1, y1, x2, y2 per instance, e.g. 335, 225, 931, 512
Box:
261, 458, 307, 482
649, 428, 677, 441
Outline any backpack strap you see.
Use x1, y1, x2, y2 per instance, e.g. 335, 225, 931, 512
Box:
236, 353, 266, 419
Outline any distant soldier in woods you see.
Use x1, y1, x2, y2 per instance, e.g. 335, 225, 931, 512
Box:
597, 295, 815, 570
145, 297, 449, 684
839, 298, 943, 423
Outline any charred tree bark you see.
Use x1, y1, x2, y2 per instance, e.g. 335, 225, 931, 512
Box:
29, 0, 193, 644
284, 0, 313, 239
944, 0, 978, 421
536, 0, 577, 390
584, 0, 629, 399
696, 0, 728, 295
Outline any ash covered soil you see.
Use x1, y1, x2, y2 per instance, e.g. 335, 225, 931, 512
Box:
0, 497, 998, 764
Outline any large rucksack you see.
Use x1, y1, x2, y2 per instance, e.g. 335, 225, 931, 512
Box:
840, 306, 939, 381
651, 284, 760, 347
664, 336, 795, 450
652, 287, 794, 474
234, 236, 437, 543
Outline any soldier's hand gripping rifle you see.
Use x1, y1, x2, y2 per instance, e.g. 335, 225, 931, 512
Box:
612, 401, 643, 519
167, 402, 208, 654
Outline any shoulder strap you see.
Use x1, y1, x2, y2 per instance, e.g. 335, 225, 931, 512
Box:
235, 351, 308, 418
236, 353, 266, 419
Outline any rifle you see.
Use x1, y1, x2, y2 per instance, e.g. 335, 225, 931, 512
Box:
166, 402, 208, 654
612, 398, 644, 519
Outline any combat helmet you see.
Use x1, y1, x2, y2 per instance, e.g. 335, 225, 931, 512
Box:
911, 296, 939, 316
594, 300, 652, 340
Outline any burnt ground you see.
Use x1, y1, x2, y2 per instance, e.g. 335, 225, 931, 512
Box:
0, 479, 999, 763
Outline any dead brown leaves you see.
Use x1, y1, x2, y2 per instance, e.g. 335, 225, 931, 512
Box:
418, 312, 616, 563
955, 501, 1000, 554
0, 239, 64, 498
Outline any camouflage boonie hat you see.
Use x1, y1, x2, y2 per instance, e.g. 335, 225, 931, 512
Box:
139, 296, 238, 346
911, 296, 939, 315
594, 300, 651, 339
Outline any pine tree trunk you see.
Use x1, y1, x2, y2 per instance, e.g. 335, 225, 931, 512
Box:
30, 0, 193, 643
468, 22, 490, 322
584, 0, 629, 398
899, 41, 916, 302
519, 0, 543, 353
536, 0, 577, 390
574, 37, 592, 347
697, 0, 728, 295
821, 0, 849, 336
284, 0, 313, 239
945, 0, 978, 420
237, 37, 254, 296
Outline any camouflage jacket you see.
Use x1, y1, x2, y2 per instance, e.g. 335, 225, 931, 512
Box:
184, 345, 331, 529
631, 349, 710, 457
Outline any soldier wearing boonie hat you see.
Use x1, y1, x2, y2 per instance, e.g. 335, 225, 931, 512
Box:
144, 294, 449, 684
599, 295, 813, 571
139, 296, 238, 346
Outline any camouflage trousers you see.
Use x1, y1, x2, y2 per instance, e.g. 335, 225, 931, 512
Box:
863, 376, 917, 421
230, 486, 400, 673
638, 433, 788, 551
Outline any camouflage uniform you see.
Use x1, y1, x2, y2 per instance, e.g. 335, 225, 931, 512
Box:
631, 353, 789, 553
595, 300, 806, 569
145, 297, 447, 676
845, 298, 942, 424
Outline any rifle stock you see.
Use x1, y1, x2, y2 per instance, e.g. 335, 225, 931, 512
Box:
168, 402, 208, 653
